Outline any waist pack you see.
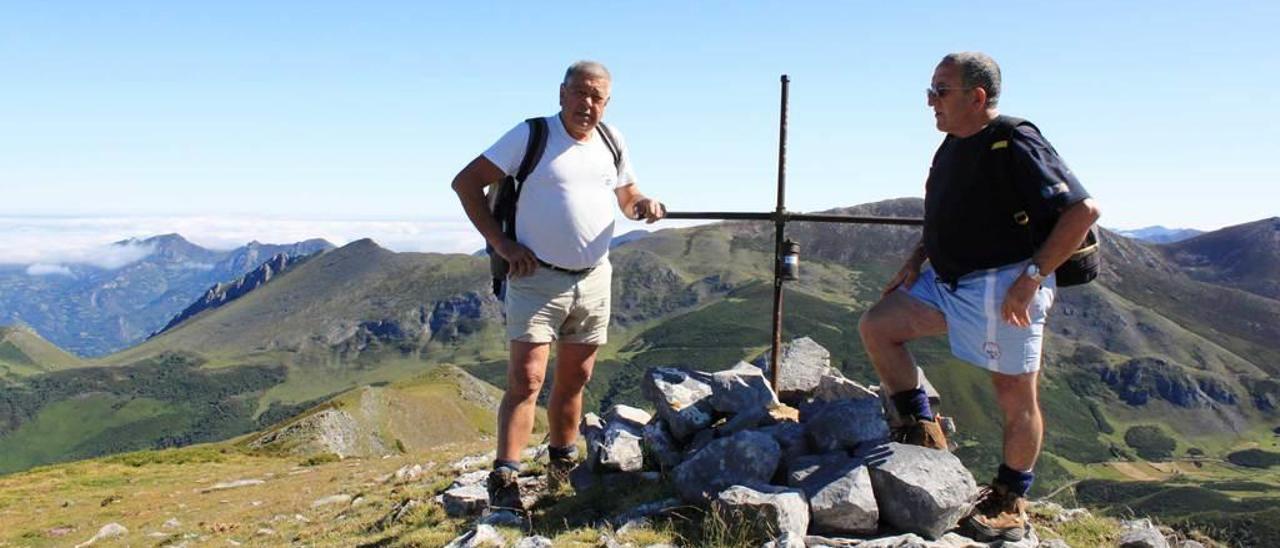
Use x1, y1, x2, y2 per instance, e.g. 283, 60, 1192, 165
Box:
989, 116, 1101, 287
486, 117, 622, 297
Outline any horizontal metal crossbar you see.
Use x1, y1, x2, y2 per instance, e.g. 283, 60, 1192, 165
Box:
664, 211, 923, 226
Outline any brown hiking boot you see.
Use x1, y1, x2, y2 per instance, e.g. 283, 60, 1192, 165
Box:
964, 482, 1030, 542
486, 467, 524, 511
546, 455, 575, 494
890, 415, 949, 450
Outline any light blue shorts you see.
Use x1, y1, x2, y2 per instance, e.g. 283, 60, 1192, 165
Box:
901, 262, 1055, 375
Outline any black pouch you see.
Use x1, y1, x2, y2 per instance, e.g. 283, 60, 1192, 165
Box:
1054, 226, 1101, 287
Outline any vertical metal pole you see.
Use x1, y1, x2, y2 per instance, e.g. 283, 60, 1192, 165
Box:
769, 75, 790, 393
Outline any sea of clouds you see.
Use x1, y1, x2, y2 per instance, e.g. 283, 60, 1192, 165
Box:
0, 215, 484, 274
0, 215, 699, 275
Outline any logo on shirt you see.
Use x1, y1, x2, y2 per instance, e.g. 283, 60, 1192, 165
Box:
983, 341, 1002, 360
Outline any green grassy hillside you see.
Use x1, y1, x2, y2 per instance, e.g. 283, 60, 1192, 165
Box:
0, 324, 84, 379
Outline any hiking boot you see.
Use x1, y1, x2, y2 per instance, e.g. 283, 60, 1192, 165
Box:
964, 481, 1030, 542
890, 415, 949, 450
486, 467, 524, 511
546, 455, 575, 494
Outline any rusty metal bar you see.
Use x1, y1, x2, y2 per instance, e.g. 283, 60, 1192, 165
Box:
663, 211, 923, 226
769, 75, 791, 393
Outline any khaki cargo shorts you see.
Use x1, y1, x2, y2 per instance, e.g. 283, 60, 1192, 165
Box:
504, 260, 611, 345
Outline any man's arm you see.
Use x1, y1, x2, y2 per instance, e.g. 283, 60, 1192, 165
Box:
883, 238, 928, 296
451, 155, 537, 277
1001, 198, 1101, 326
615, 184, 665, 224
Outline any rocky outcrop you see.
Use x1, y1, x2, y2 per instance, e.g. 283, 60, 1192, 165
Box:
1099, 358, 1240, 408
155, 250, 320, 336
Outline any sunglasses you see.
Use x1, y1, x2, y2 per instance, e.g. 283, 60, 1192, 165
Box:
926, 85, 973, 100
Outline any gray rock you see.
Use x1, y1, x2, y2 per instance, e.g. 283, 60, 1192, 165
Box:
443, 483, 489, 517
804, 535, 862, 547
849, 532, 934, 547
642, 367, 715, 441
478, 510, 524, 528
714, 484, 810, 542
707, 361, 780, 414
74, 523, 128, 548
1119, 518, 1170, 548
805, 459, 878, 535
514, 536, 553, 548
642, 419, 682, 470
199, 478, 265, 493
311, 494, 353, 508
760, 421, 809, 465
453, 451, 497, 471
582, 412, 607, 468
761, 531, 808, 548
389, 463, 426, 483
867, 442, 978, 540
604, 404, 652, 429
445, 524, 507, 548
752, 337, 833, 403
1039, 540, 1071, 548
610, 497, 682, 527
813, 373, 878, 402
452, 470, 489, 489
1176, 541, 1206, 548
598, 420, 645, 472
805, 398, 890, 453
673, 430, 781, 501
786, 451, 852, 488
939, 531, 988, 546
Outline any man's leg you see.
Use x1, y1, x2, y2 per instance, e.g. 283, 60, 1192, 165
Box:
858, 291, 947, 394
496, 340, 552, 463
992, 371, 1042, 479
965, 371, 1041, 541
548, 342, 598, 448
859, 290, 950, 449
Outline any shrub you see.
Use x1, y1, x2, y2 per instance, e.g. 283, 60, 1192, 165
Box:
1124, 425, 1176, 461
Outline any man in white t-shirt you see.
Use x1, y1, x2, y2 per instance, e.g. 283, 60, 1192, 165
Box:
451, 60, 664, 509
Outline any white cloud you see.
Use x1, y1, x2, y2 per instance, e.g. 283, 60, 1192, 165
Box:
0, 215, 712, 271
0, 215, 486, 268
25, 263, 73, 276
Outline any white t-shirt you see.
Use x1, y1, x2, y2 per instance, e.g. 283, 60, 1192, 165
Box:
483, 115, 637, 270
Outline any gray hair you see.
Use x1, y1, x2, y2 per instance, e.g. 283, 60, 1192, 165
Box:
563, 60, 611, 85
941, 52, 1001, 107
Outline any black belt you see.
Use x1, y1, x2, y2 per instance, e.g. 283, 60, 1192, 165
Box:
536, 259, 595, 275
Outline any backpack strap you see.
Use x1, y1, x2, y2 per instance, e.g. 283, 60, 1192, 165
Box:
987, 115, 1042, 253
595, 121, 623, 175
514, 117, 549, 194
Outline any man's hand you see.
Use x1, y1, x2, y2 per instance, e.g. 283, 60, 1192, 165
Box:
632, 198, 666, 224
1000, 276, 1039, 327
882, 262, 922, 296
494, 238, 538, 278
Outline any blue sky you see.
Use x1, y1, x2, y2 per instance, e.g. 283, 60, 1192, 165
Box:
1, 1, 1276, 258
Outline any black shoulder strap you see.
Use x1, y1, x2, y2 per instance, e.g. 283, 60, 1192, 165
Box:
515, 117, 549, 187
595, 121, 623, 174
988, 115, 1043, 247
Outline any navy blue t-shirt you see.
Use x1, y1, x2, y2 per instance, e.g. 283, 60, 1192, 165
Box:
923, 117, 1090, 283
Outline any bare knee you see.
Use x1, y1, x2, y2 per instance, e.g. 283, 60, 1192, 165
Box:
506, 371, 545, 402
858, 301, 889, 346
992, 373, 1039, 417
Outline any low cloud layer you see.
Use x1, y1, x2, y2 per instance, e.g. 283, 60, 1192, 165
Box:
0, 215, 486, 269
0, 215, 707, 271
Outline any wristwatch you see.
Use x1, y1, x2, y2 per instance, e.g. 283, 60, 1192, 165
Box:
1024, 262, 1048, 283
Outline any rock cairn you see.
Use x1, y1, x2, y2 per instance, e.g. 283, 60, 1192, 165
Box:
445, 338, 1083, 546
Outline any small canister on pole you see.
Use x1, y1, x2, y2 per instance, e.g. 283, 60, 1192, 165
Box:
781, 239, 800, 281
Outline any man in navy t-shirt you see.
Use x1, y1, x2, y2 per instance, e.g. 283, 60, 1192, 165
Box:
858, 52, 1101, 542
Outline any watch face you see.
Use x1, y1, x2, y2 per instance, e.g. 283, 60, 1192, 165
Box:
1026, 264, 1041, 278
